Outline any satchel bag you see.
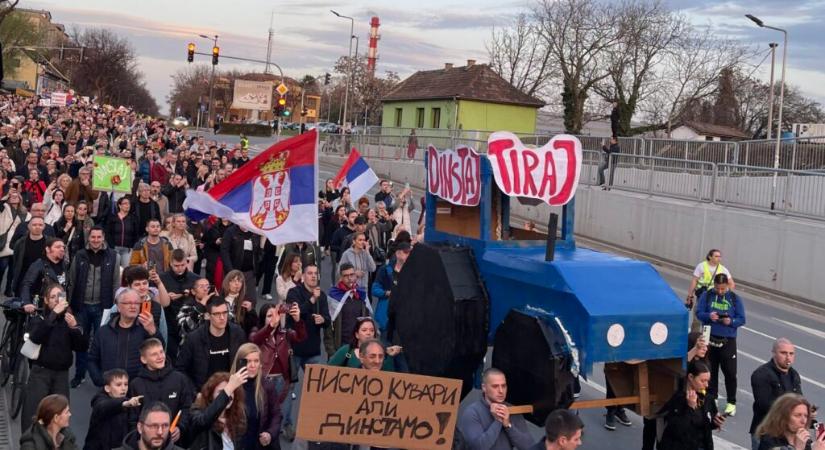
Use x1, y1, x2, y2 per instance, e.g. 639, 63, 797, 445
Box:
287, 348, 299, 383
20, 336, 41, 360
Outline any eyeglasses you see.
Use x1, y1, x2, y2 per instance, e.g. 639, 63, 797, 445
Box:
141, 423, 170, 432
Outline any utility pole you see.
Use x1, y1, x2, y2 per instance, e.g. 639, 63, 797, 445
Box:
331, 10, 354, 130
198, 34, 219, 132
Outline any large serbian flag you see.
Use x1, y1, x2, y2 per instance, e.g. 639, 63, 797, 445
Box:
184, 130, 318, 244
332, 148, 379, 202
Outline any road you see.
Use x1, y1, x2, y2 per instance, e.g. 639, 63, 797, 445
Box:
2, 132, 823, 450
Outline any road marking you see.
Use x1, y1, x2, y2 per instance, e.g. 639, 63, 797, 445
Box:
739, 350, 825, 391
741, 326, 825, 361
775, 319, 825, 340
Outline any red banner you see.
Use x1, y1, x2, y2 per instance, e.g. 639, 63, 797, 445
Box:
427, 145, 481, 206
487, 132, 582, 206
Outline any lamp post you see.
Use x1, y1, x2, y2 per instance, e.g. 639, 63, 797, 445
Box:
351, 34, 360, 131
746, 14, 787, 211
331, 10, 354, 131
766, 43, 778, 140
199, 33, 219, 132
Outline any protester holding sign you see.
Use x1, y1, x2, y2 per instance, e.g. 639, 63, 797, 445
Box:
327, 317, 398, 371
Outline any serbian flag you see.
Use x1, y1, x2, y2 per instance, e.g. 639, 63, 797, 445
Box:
184, 130, 318, 244
332, 148, 379, 202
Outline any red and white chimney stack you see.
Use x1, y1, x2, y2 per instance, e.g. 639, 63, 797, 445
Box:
367, 16, 380, 77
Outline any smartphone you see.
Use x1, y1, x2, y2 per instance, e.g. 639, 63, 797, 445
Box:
718, 313, 730, 319
140, 301, 152, 316
816, 422, 825, 439
702, 325, 711, 343
148, 261, 157, 272
238, 358, 248, 371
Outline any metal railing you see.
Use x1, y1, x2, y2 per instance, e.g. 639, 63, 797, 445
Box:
320, 132, 825, 221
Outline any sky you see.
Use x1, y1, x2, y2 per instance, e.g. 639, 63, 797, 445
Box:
23, 0, 825, 115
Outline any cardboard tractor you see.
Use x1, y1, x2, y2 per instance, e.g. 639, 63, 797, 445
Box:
389, 134, 688, 425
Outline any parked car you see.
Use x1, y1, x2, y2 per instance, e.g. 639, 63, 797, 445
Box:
171, 116, 190, 129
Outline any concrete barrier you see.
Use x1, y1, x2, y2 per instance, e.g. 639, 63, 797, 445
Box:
320, 153, 825, 305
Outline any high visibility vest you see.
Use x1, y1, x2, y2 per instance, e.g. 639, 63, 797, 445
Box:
698, 261, 727, 288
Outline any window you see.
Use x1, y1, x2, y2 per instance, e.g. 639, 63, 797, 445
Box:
416, 108, 425, 128
395, 108, 403, 127
431, 108, 441, 128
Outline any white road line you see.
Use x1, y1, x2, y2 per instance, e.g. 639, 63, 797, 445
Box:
775, 319, 825, 340
741, 326, 825, 361
739, 350, 825, 391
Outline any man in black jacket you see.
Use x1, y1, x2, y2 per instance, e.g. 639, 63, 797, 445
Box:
20, 237, 68, 307
282, 263, 330, 440
749, 338, 803, 450
88, 289, 160, 386
175, 296, 246, 390
129, 338, 194, 444
159, 249, 199, 365
220, 224, 260, 290
67, 227, 119, 388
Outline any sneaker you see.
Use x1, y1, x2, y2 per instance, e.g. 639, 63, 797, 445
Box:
282, 423, 296, 442
604, 414, 616, 431
615, 409, 632, 426
70, 377, 85, 389
724, 403, 736, 417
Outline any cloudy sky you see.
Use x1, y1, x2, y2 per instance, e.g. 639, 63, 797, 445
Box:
24, 0, 825, 115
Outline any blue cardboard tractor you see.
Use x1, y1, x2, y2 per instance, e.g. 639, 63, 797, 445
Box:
389, 142, 689, 426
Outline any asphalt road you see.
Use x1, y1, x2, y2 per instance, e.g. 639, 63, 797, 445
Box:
2, 132, 823, 450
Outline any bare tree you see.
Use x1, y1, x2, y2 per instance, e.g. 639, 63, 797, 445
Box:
0, 0, 20, 28
334, 55, 399, 126
594, 0, 687, 136
167, 64, 213, 119
486, 13, 555, 97
639, 27, 754, 134
535, 0, 619, 134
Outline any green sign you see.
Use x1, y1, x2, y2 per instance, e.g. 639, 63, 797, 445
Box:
92, 155, 133, 193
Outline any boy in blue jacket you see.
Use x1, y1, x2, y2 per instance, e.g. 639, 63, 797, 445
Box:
695, 273, 746, 417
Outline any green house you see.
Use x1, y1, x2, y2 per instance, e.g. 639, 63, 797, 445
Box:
380, 61, 544, 135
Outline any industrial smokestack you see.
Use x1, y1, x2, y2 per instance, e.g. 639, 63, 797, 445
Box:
367, 16, 381, 77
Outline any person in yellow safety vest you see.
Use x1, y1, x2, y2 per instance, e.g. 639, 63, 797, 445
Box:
687, 249, 735, 331
240, 134, 249, 150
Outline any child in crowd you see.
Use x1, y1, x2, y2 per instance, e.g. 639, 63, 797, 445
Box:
83, 369, 143, 450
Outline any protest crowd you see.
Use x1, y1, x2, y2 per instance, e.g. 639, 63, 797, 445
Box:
0, 91, 822, 450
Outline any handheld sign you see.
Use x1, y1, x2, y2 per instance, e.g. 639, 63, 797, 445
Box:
487, 132, 583, 206
296, 364, 462, 450
92, 155, 133, 193
427, 145, 481, 206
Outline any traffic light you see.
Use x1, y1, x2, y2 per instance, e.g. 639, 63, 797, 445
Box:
324, 73, 331, 85
212, 46, 219, 65
283, 109, 291, 117
187, 43, 195, 63
278, 97, 286, 107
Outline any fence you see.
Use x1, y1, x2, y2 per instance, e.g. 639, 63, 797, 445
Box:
320, 133, 825, 221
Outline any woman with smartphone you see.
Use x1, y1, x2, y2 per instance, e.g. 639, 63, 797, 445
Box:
231, 343, 283, 450
21, 284, 89, 432
658, 360, 726, 450
755, 393, 825, 450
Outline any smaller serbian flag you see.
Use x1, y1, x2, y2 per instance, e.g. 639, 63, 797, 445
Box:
332, 148, 379, 203
184, 130, 318, 244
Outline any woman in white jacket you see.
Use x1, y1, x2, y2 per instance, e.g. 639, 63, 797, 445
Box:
0, 189, 27, 296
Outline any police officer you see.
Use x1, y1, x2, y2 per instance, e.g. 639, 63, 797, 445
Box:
687, 249, 735, 331
695, 273, 746, 417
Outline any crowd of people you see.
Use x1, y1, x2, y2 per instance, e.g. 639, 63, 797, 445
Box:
1, 92, 823, 450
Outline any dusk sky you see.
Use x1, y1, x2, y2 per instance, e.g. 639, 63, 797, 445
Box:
25, 0, 825, 115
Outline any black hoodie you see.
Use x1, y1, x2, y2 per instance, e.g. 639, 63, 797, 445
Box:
84, 390, 130, 450
115, 430, 184, 450
128, 364, 195, 434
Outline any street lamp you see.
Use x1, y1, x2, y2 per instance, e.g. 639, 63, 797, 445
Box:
351, 34, 360, 130
746, 14, 787, 211
331, 10, 354, 131
199, 34, 219, 133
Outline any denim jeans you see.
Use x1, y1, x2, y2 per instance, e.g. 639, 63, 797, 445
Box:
74, 303, 103, 380
598, 153, 616, 187
115, 246, 132, 269
282, 354, 325, 427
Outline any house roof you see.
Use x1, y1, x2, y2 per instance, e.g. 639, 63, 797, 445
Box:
381, 63, 545, 108
678, 121, 750, 140
21, 49, 70, 82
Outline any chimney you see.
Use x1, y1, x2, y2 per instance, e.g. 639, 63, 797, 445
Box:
444, 63, 453, 69
467, 59, 476, 67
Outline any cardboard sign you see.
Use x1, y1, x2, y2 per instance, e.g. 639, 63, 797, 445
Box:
50, 92, 67, 107
38, 98, 51, 107
92, 155, 133, 193
427, 145, 481, 206
487, 132, 582, 206
296, 364, 462, 450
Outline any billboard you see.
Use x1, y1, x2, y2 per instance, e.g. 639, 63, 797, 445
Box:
231, 80, 273, 110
